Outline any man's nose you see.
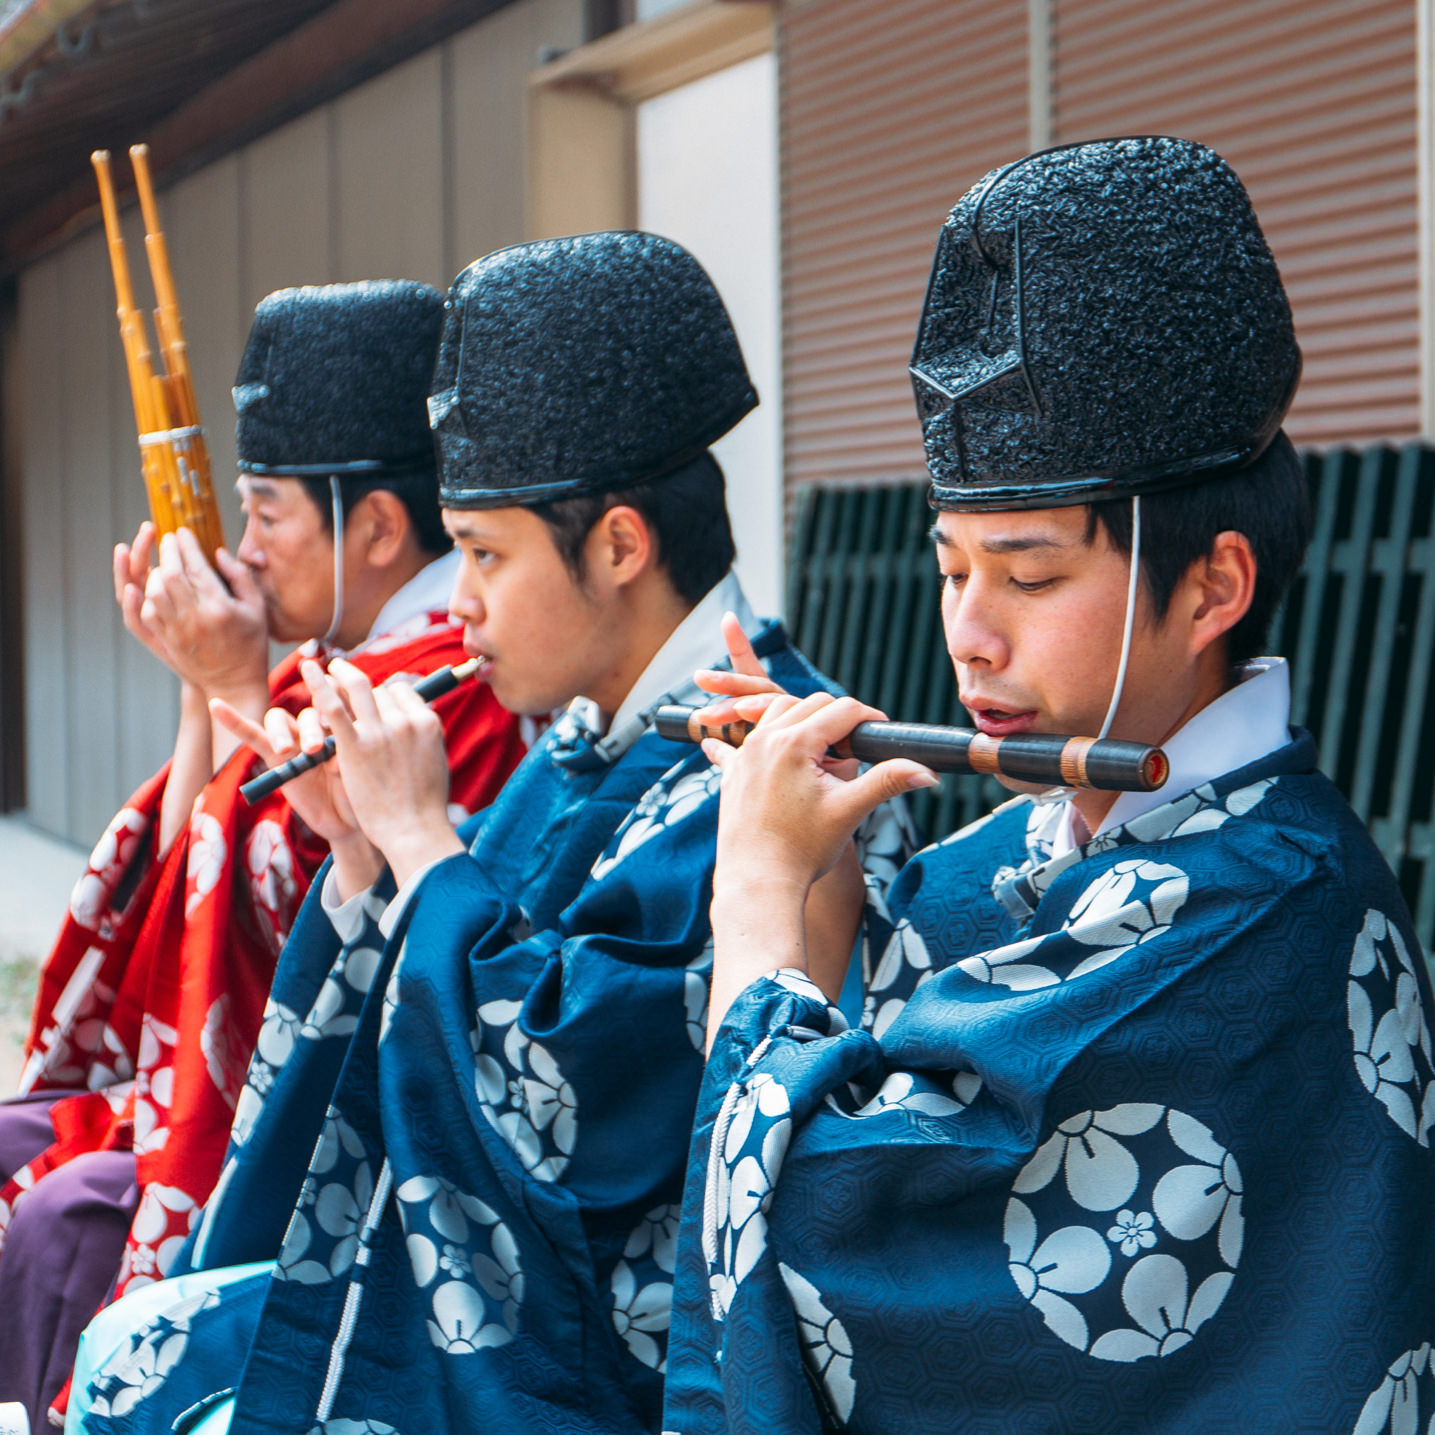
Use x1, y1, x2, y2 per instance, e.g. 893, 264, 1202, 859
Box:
943, 588, 1009, 671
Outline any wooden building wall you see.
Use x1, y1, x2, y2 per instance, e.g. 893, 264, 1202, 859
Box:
778, 0, 1425, 487
779, 0, 1030, 490
1051, 0, 1421, 445
13, 0, 584, 845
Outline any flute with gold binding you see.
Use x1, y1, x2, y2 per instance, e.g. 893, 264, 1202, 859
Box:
655, 705, 1168, 793
93, 144, 226, 562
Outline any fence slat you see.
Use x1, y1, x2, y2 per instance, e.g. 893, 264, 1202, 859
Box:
787, 450, 1435, 967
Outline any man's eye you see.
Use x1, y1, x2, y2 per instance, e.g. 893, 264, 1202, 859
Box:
940, 572, 966, 590
1011, 577, 1055, 593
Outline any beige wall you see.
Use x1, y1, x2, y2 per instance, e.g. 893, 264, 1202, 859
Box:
13, 0, 585, 843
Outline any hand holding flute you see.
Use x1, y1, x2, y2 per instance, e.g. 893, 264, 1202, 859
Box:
216, 657, 475, 900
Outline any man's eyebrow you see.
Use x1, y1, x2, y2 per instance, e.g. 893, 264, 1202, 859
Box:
977, 535, 1069, 554
927, 524, 1069, 554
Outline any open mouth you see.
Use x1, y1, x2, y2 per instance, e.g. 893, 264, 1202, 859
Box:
967, 705, 1038, 737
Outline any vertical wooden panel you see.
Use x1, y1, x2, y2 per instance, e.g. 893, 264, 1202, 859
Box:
166, 155, 245, 539
7, 0, 555, 837
58, 228, 120, 841
0, 283, 21, 811
333, 48, 446, 285
449, 0, 586, 271
239, 107, 335, 307
1051, 0, 1419, 446
779, 0, 1029, 489
19, 256, 67, 838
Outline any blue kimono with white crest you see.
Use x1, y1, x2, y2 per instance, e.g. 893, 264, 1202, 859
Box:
664, 732, 1435, 1435
73, 618, 911, 1435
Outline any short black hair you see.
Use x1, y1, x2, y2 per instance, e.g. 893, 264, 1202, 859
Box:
528, 451, 736, 607
297, 470, 449, 556
1086, 431, 1311, 664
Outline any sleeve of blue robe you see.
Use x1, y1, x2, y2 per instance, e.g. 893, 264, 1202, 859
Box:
664, 757, 1435, 1435
220, 749, 733, 1434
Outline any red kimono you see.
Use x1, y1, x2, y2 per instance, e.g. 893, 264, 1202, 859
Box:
1, 609, 526, 1303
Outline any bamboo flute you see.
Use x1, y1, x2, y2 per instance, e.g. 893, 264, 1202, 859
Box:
655, 705, 1168, 793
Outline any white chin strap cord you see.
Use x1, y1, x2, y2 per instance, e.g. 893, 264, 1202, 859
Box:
322, 474, 345, 647
1097, 493, 1141, 740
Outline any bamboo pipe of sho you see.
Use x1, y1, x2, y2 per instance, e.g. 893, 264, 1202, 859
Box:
129, 144, 225, 561
654, 705, 1169, 793
239, 659, 488, 805
92, 146, 226, 563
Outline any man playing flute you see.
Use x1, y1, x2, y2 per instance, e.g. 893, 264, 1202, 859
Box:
0, 281, 528, 1430
65, 232, 906, 1435
660, 136, 1435, 1434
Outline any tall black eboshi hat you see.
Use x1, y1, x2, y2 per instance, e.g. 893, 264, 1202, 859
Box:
911, 136, 1302, 511
234, 280, 444, 477
430, 231, 758, 508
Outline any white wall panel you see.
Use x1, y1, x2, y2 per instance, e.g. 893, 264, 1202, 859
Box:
58, 227, 121, 842
19, 255, 68, 837
448, 0, 585, 274
9, 0, 558, 842
240, 108, 336, 307
334, 48, 446, 286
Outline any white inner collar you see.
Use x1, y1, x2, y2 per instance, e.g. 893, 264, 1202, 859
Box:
1048, 656, 1292, 858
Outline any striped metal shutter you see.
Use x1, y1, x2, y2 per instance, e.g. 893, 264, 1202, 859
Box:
1051, 0, 1421, 447
779, 0, 1029, 490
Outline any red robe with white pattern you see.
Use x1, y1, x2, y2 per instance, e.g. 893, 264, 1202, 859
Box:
4, 609, 527, 1302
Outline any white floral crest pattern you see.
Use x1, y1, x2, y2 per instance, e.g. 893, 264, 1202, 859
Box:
610, 1258, 673, 1371
780, 1262, 856, 1421
246, 817, 298, 954
396, 1173, 522, 1355
863, 919, 933, 1039
590, 764, 722, 882
185, 809, 227, 917
471, 998, 577, 1182
1004, 1104, 1243, 1361
275, 1112, 373, 1285
703, 1061, 792, 1323
1348, 909, 1435, 1146
1354, 1343, 1435, 1434
85, 1287, 220, 1418
69, 806, 148, 935
625, 1202, 681, 1273
965, 859, 1189, 991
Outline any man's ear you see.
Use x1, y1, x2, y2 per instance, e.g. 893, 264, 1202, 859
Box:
1183, 529, 1257, 657
349, 489, 410, 568
587, 504, 655, 591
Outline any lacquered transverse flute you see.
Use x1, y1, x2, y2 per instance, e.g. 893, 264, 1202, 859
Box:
655, 705, 1168, 793
93, 144, 226, 562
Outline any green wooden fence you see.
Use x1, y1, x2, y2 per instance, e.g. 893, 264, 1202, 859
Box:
784, 443, 1435, 958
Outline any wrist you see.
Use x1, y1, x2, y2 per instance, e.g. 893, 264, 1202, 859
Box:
329, 832, 385, 904
203, 671, 271, 718
379, 818, 465, 891
714, 860, 812, 908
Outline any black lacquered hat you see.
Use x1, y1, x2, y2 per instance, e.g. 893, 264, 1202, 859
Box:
911, 136, 1302, 510
234, 280, 444, 477
430, 231, 757, 508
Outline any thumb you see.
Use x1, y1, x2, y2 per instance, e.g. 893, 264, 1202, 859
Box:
699, 736, 734, 772
834, 759, 938, 826
216, 547, 263, 606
